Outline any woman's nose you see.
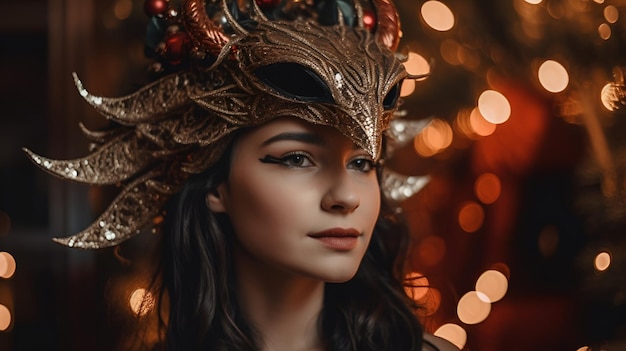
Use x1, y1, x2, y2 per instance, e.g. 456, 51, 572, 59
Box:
320, 172, 360, 213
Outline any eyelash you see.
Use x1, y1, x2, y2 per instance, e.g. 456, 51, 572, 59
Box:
259, 152, 378, 173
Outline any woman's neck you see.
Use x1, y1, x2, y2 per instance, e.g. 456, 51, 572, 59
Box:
234, 246, 325, 351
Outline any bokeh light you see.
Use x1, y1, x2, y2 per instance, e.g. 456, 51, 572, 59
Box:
454, 108, 473, 138
440, 39, 461, 66
421, 1, 455, 32
414, 118, 453, 157
475, 270, 508, 303
524, 0, 543, 4
594, 251, 611, 272
458, 46, 480, 70
604, 5, 618, 23
474, 173, 501, 204
538, 60, 569, 93
401, 79, 415, 97
113, 0, 133, 20
0, 252, 16, 279
598, 23, 611, 40
458, 201, 484, 233
129, 288, 156, 317
601, 82, 624, 111
457, 291, 491, 324
434, 323, 467, 350
400, 52, 429, 94
0, 304, 11, 331
478, 90, 511, 124
469, 107, 496, 137
403, 52, 431, 79
546, 1, 564, 19
404, 272, 430, 301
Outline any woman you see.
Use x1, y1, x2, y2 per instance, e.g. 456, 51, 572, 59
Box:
26, 0, 460, 349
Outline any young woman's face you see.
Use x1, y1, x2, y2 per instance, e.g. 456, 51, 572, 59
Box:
208, 117, 381, 283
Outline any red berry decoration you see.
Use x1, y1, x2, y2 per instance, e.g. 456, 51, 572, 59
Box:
144, 0, 169, 16
255, 0, 281, 10
363, 9, 376, 31
164, 31, 190, 65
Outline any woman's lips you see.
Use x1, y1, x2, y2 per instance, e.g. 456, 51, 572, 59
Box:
308, 228, 361, 251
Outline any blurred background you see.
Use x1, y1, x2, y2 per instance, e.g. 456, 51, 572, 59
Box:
1, 0, 625, 350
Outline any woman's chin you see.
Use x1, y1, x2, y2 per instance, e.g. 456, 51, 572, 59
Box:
317, 267, 360, 284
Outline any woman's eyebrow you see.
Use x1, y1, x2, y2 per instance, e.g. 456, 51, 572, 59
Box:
261, 132, 324, 146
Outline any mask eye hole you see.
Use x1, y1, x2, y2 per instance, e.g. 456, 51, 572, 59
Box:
254, 63, 333, 103
383, 82, 401, 110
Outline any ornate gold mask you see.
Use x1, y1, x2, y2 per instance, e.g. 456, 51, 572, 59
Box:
24, 0, 428, 248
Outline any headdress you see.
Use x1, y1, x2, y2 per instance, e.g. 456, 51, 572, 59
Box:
24, 0, 429, 249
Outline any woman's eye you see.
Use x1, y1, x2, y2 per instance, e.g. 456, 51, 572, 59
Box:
259, 153, 314, 168
348, 158, 376, 172
283, 154, 312, 167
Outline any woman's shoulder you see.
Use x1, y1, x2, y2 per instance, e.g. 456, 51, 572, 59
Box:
422, 333, 461, 351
